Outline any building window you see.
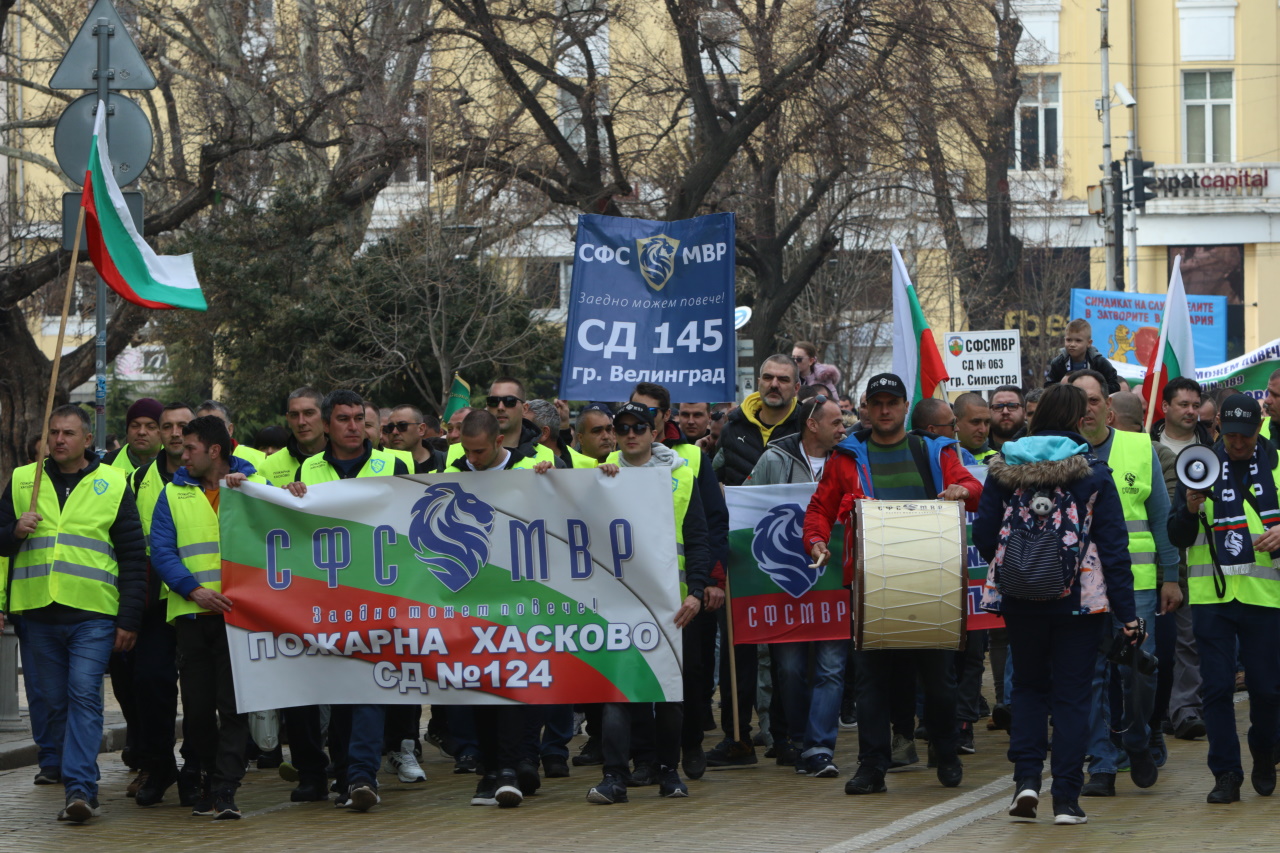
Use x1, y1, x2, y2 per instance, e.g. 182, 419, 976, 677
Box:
1183, 70, 1233, 163
1011, 74, 1059, 170
524, 259, 569, 311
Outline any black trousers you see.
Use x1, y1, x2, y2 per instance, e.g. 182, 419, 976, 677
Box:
473, 705, 529, 773
175, 615, 248, 789
109, 606, 179, 774
282, 705, 329, 783
384, 703, 423, 752
602, 702, 682, 777
856, 649, 958, 773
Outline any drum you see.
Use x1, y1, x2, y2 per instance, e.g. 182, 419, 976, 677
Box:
854, 499, 967, 650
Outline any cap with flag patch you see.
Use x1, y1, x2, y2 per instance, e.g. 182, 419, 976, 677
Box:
865, 373, 907, 400
1219, 393, 1261, 435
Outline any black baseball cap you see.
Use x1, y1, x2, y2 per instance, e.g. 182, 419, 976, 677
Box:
613, 402, 655, 426
865, 373, 907, 400
1219, 393, 1262, 435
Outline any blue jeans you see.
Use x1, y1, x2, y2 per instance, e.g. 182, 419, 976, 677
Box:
772, 640, 848, 756
12, 615, 59, 772
23, 618, 116, 798
1005, 612, 1104, 802
524, 705, 574, 759
347, 704, 387, 787
1193, 600, 1280, 777
1088, 588, 1157, 774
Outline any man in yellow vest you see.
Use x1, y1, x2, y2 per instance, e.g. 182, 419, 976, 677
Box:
954, 393, 994, 462
0, 404, 147, 824
381, 403, 445, 474
149, 415, 268, 820
196, 399, 268, 472
585, 402, 710, 805
103, 397, 164, 477
1170, 393, 1280, 804
114, 400, 196, 806
1067, 370, 1181, 797
262, 387, 328, 485
574, 406, 616, 464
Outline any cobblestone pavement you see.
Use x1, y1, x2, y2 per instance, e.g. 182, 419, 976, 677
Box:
0, 695, 1272, 853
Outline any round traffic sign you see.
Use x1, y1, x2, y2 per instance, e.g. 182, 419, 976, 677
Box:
53, 91, 153, 187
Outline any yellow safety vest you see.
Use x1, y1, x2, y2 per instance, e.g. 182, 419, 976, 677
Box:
262, 446, 312, 486
132, 458, 174, 553
671, 443, 703, 477
164, 472, 269, 620
110, 449, 140, 478
1187, 455, 1280, 607
6, 462, 127, 616
607, 452, 695, 595
233, 444, 268, 472
1108, 429, 1157, 590
972, 448, 996, 463
566, 446, 600, 469
446, 440, 554, 467
298, 448, 400, 483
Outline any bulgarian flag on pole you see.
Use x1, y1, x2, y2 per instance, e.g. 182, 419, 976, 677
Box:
890, 244, 948, 406
1142, 254, 1195, 429
81, 100, 206, 311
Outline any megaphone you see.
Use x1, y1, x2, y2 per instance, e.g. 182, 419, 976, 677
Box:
1176, 445, 1221, 492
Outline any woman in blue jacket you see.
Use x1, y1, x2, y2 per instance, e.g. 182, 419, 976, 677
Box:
972, 383, 1140, 826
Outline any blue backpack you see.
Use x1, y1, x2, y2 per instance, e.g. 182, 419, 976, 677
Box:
993, 484, 1092, 600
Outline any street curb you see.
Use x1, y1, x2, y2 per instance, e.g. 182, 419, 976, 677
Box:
0, 721, 129, 772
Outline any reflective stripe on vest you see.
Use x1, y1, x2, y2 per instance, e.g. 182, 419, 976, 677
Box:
7, 462, 126, 616
1187, 454, 1280, 608
299, 448, 400, 484
1108, 430, 1157, 590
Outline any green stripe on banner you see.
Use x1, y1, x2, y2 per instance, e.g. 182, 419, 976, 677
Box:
727, 529, 845, 597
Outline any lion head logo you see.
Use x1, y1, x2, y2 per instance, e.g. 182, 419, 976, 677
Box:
751, 503, 824, 598
635, 234, 680, 291
408, 483, 496, 592
1124, 472, 1136, 487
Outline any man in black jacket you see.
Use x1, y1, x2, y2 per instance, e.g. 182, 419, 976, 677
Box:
0, 404, 146, 824
713, 354, 804, 487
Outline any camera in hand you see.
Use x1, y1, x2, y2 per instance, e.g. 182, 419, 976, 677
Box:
1107, 617, 1157, 676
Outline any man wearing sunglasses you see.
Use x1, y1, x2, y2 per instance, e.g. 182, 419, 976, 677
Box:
445, 378, 556, 468
381, 404, 446, 474
586, 402, 710, 805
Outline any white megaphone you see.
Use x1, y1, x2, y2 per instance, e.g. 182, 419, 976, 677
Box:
1175, 444, 1221, 492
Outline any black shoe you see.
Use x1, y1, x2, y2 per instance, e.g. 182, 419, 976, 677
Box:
658, 765, 688, 798
58, 792, 101, 824
290, 777, 329, 802
1150, 729, 1169, 768
33, 767, 60, 785
495, 769, 523, 808
704, 738, 757, 768
346, 781, 379, 812
958, 722, 976, 755
991, 704, 1012, 732
1052, 798, 1087, 825
191, 777, 215, 816
135, 766, 177, 807
586, 772, 628, 804
937, 760, 963, 788
1081, 772, 1115, 797
542, 754, 570, 778
844, 765, 887, 795
1008, 776, 1041, 819
839, 710, 858, 728
1251, 743, 1277, 796
683, 745, 707, 780
256, 744, 284, 770
914, 724, 929, 741
212, 787, 242, 820
1174, 716, 1207, 740
177, 764, 201, 807
1208, 771, 1243, 804
453, 752, 479, 774
515, 759, 541, 795
626, 761, 657, 787
978, 695, 991, 718
471, 774, 498, 806
773, 740, 799, 766
572, 737, 604, 766
125, 770, 149, 798
1127, 746, 1158, 789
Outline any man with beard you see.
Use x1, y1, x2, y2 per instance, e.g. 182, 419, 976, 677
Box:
988, 385, 1028, 452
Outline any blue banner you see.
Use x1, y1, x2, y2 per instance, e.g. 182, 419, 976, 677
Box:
560, 213, 736, 402
1069, 288, 1227, 367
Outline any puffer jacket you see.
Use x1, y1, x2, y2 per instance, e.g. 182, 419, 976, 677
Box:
972, 430, 1136, 622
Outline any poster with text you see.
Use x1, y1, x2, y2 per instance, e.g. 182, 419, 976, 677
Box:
1069, 288, 1226, 367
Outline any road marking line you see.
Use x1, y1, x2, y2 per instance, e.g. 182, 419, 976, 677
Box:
819, 778, 1011, 853
873, 797, 1011, 853
241, 799, 304, 819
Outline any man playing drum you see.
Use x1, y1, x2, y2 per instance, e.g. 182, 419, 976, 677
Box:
803, 374, 982, 796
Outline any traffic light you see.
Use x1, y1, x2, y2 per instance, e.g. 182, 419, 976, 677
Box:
1129, 155, 1157, 211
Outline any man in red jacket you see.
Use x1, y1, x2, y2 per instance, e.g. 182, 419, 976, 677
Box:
803, 374, 981, 796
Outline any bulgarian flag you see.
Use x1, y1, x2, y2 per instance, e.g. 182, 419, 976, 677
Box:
1142, 254, 1195, 427
81, 100, 206, 311
890, 244, 948, 406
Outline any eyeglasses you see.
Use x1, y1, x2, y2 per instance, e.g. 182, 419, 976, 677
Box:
614, 422, 651, 436
932, 420, 958, 431
381, 421, 421, 434
487, 395, 523, 408
804, 395, 829, 421
991, 402, 1023, 412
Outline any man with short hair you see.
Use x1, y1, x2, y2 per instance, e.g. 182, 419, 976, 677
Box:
1169, 393, 1280, 804
1154, 377, 1216, 452
988, 385, 1027, 452
912, 398, 958, 443
263, 387, 327, 485
1199, 396, 1219, 436
677, 402, 713, 443
953, 393, 994, 462
445, 407, 472, 444
792, 341, 841, 398
105, 397, 164, 476
803, 374, 981, 796
715, 355, 804, 487
149, 415, 268, 820
446, 379, 554, 467
586, 402, 710, 804
526, 400, 573, 468
839, 396, 855, 415
382, 404, 446, 474
1067, 370, 1180, 797
0, 404, 147, 823
575, 408, 616, 463
1025, 387, 1044, 420
196, 400, 268, 471
746, 396, 848, 777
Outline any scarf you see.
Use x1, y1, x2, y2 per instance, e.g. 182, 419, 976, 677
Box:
1210, 442, 1280, 568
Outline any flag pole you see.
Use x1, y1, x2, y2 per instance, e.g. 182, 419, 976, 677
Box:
30, 206, 87, 511
723, 573, 742, 745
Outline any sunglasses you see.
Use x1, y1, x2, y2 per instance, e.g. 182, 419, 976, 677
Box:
711, 411, 726, 422
804, 394, 828, 421
487, 395, 523, 408
932, 419, 957, 430
381, 421, 420, 434
614, 422, 651, 436
991, 402, 1022, 412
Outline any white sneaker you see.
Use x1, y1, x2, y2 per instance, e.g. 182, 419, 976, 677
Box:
385, 739, 426, 783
